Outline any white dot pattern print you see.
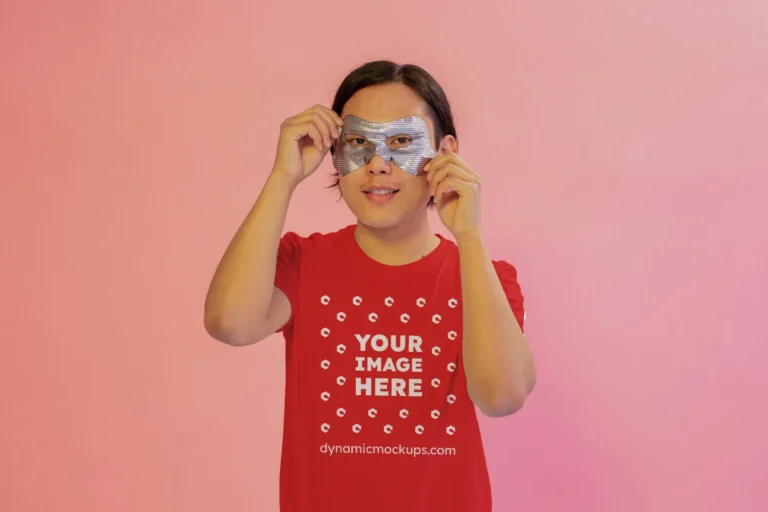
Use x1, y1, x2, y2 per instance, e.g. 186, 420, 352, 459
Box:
314, 293, 462, 439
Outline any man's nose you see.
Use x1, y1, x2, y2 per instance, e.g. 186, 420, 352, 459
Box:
366, 155, 393, 175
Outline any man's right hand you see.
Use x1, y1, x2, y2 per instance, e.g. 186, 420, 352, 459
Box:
272, 105, 344, 185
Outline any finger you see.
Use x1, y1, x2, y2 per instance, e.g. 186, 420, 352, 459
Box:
285, 120, 324, 151
310, 107, 343, 138
297, 104, 343, 127
304, 123, 324, 151
423, 153, 450, 173
428, 163, 478, 197
428, 164, 453, 198
434, 176, 474, 204
424, 155, 459, 181
429, 166, 452, 198
431, 162, 478, 183
306, 104, 343, 127
315, 105, 344, 127
425, 151, 477, 177
290, 112, 333, 148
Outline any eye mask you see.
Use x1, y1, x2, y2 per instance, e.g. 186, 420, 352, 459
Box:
332, 115, 436, 176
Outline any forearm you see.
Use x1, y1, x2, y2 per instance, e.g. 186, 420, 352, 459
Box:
204, 171, 296, 341
456, 231, 536, 417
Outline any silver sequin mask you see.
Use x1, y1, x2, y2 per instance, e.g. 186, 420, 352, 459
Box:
332, 115, 436, 176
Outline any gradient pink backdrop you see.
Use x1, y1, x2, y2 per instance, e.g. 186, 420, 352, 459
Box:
2, 0, 766, 511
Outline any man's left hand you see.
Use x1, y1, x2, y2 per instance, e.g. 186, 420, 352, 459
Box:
424, 148, 482, 239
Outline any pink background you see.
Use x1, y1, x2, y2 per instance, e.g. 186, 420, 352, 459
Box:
2, 0, 766, 510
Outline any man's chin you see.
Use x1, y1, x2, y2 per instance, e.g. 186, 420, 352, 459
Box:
344, 196, 429, 230
355, 209, 429, 232
356, 215, 402, 231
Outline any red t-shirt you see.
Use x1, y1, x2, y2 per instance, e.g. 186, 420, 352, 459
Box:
274, 225, 525, 512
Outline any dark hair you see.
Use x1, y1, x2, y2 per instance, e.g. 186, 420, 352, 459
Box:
327, 60, 458, 206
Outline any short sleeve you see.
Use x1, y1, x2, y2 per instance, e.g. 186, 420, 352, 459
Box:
274, 231, 301, 333
492, 260, 526, 333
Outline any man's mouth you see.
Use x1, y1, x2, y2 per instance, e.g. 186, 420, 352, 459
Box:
364, 189, 399, 195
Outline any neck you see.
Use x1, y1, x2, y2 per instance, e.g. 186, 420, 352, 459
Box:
354, 214, 440, 266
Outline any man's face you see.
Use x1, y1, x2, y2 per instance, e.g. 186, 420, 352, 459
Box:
336, 83, 438, 230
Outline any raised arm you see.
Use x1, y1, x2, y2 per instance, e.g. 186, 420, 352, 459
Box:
204, 105, 343, 346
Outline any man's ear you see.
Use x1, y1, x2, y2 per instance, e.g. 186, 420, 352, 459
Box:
437, 135, 458, 154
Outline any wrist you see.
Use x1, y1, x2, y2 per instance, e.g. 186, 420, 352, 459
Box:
454, 229, 484, 247
267, 168, 301, 192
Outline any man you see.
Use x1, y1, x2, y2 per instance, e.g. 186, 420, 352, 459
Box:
204, 60, 536, 511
